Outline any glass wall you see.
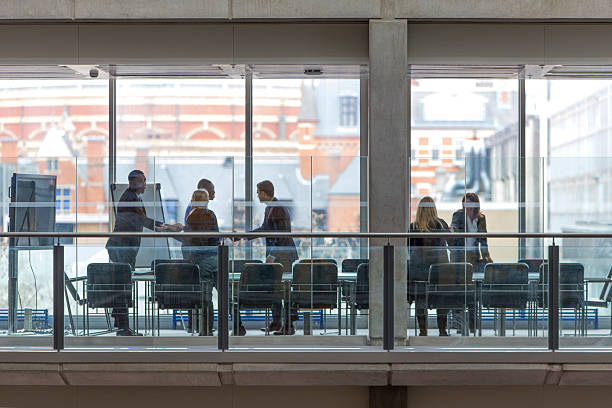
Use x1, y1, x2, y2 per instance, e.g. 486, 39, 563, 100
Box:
5, 66, 612, 348
0, 80, 107, 340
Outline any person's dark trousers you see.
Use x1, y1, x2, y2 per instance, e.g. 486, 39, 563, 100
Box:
451, 253, 478, 334
234, 251, 298, 332
106, 246, 136, 331
188, 255, 218, 335
273, 251, 298, 327
416, 309, 449, 335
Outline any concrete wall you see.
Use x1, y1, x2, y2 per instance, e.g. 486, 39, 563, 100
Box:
0, 23, 368, 65
5, 0, 612, 21
0, 385, 369, 408
4, 385, 612, 408
7, 22, 612, 65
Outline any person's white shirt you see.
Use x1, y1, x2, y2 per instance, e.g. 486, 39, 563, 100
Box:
466, 215, 478, 249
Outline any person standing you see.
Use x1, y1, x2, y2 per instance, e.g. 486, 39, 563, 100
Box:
239, 180, 299, 335
184, 179, 215, 223
408, 196, 451, 336
450, 192, 493, 335
106, 169, 175, 336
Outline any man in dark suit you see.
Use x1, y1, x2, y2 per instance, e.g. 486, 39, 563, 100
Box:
240, 180, 299, 335
106, 169, 176, 336
449, 193, 492, 335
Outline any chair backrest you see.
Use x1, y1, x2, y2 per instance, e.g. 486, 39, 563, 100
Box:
231, 259, 263, 274
426, 263, 474, 309
519, 258, 547, 275
342, 258, 369, 274
481, 262, 529, 309
428, 263, 474, 285
299, 258, 338, 265
292, 262, 338, 308
151, 259, 191, 273
600, 265, 612, 301
484, 262, 529, 285
355, 263, 369, 309
87, 263, 132, 309
154, 262, 202, 309
237, 263, 284, 308
239, 263, 283, 291
538, 262, 585, 308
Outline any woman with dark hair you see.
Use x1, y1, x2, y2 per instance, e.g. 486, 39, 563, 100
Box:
409, 196, 451, 336
450, 192, 493, 334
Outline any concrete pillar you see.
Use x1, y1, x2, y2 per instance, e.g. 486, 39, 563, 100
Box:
370, 386, 407, 408
368, 19, 409, 345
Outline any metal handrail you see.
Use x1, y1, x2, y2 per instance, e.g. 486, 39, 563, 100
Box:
0, 231, 610, 239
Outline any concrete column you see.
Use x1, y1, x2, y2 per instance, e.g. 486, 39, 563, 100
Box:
370, 386, 407, 408
368, 19, 409, 345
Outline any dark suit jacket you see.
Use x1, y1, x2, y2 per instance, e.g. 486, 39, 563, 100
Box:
408, 218, 450, 281
252, 198, 298, 263
449, 209, 490, 262
106, 188, 162, 250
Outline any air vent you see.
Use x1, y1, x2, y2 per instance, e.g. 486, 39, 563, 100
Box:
250, 65, 366, 79
410, 65, 522, 79
544, 65, 612, 79
98, 65, 241, 78
0, 65, 85, 79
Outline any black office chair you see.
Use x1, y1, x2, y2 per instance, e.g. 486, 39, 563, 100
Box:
299, 258, 338, 264
341, 259, 369, 335
234, 263, 284, 335
291, 262, 340, 335
427, 263, 475, 336
229, 259, 263, 334
539, 262, 585, 335
519, 258, 547, 276
519, 258, 547, 328
153, 262, 207, 335
151, 259, 191, 271
481, 262, 529, 335
86, 263, 133, 335
355, 263, 369, 311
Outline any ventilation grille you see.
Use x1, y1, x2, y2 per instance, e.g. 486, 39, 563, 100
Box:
411, 65, 522, 79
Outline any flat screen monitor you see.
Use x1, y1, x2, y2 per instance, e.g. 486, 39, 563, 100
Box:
9, 173, 57, 248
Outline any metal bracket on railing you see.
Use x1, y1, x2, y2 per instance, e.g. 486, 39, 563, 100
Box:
548, 244, 560, 351
383, 244, 394, 351
53, 244, 64, 351
217, 244, 229, 351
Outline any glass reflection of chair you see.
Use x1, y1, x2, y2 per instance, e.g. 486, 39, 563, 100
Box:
291, 262, 340, 335
150, 259, 193, 331
153, 262, 208, 336
585, 266, 612, 336
234, 263, 283, 335
230, 259, 263, 335
426, 263, 475, 337
480, 263, 529, 336
540, 262, 586, 336
341, 258, 369, 335
86, 263, 133, 336
299, 258, 338, 265
519, 258, 547, 336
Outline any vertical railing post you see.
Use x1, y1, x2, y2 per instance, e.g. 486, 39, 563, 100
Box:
218, 243, 229, 351
383, 243, 394, 351
548, 243, 559, 351
53, 243, 65, 351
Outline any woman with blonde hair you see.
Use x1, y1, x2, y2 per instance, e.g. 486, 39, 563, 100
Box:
177, 189, 220, 334
408, 196, 450, 336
